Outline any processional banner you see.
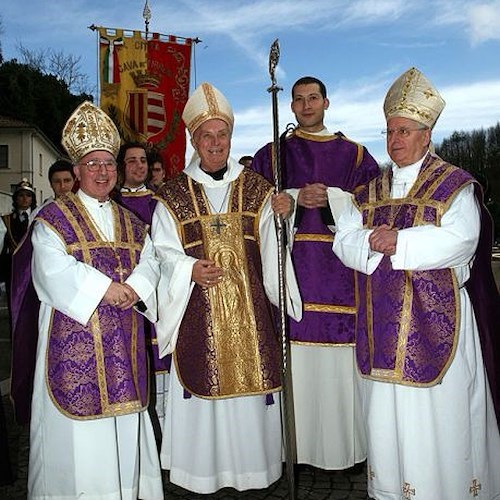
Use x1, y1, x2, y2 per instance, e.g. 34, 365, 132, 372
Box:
98, 27, 192, 177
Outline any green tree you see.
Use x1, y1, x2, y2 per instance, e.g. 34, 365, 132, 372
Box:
0, 59, 92, 149
436, 123, 500, 240
0, 17, 3, 64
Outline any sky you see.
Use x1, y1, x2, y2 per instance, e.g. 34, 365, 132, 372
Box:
2, 0, 500, 164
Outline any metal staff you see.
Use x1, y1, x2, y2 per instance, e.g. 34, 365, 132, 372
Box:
267, 38, 297, 500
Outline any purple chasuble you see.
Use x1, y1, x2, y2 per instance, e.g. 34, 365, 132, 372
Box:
354, 154, 499, 402
114, 189, 171, 374
37, 194, 149, 419
253, 128, 379, 344
155, 169, 282, 399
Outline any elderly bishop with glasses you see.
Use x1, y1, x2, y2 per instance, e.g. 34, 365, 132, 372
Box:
13, 101, 164, 499
333, 67, 500, 500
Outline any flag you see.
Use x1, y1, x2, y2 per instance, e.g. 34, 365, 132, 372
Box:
98, 27, 192, 177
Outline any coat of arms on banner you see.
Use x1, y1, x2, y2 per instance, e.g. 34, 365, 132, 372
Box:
125, 88, 167, 140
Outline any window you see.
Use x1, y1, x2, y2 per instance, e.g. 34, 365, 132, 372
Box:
0, 145, 8, 169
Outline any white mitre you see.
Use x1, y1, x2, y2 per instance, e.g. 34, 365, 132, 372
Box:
182, 82, 234, 136
383, 67, 445, 129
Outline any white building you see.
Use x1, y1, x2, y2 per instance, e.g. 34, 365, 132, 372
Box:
0, 115, 62, 214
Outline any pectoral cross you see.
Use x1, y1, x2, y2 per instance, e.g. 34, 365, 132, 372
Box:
115, 261, 128, 283
210, 216, 226, 234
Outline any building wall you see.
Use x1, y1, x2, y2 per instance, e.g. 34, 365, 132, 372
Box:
0, 127, 59, 212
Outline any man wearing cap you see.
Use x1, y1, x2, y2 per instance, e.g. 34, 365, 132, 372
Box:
23, 101, 163, 499
152, 82, 302, 494
333, 67, 500, 499
252, 75, 379, 473
0, 179, 37, 295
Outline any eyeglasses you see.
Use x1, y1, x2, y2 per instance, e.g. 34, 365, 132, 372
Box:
79, 159, 117, 171
381, 126, 428, 138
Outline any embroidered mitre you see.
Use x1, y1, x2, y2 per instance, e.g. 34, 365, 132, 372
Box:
383, 67, 445, 129
182, 82, 234, 136
61, 101, 121, 163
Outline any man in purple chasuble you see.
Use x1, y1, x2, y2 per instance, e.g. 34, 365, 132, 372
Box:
333, 67, 500, 500
23, 101, 163, 499
114, 142, 171, 438
152, 82, 302, 494
252, 76, 379, 471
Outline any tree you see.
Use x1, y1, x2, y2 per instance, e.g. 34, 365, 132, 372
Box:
436, 123, 500, 240
0, 17, 3, 64
0, 59, 93, 148
16, 43, 94, 96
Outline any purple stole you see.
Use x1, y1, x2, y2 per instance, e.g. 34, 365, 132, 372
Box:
354, 155, 474, 385
38, 193, 149, 419
155, 169, 282, 398
252, 128, 379, 344
114, 189, 171, 374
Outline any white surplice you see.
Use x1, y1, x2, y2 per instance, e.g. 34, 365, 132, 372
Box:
332, 157, 500, 500
152, 157, 302, 494
28, 190, 164, 500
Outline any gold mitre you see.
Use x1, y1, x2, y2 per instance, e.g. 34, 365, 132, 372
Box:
383, 67, 445, 129
61, 101, 121, 163
182, 82, 234, 136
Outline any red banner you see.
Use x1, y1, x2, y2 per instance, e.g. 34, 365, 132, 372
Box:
99, 28, 192, 177
146, 35, 192, 177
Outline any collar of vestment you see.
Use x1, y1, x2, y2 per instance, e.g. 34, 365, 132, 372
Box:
184, 156, 244, 188
77, 189, 111, 209
391, 151, 428, 184
293, 126, 338, 142
201, 165, 227, 180
121, 184, 147, 193
300, 125, 330, 136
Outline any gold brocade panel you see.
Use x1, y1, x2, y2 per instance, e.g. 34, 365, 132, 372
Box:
199, 213, 263, 395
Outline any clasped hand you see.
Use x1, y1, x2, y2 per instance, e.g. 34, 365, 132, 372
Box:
103, 282, 139, 310
368, 224, 398, 256
297, 183, 328, 209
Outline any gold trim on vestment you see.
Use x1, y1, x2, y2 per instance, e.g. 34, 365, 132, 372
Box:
294, 233, 334, 243
200, 212, 264, 395
394, 270, 414, 378
293, 128, 338, 142
304, 303, 356, 314
119, 189, 154, 198
291, 340, 355, 347
366, 271, 461, 386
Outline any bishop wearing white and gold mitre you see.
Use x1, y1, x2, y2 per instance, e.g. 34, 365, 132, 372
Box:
26, 101, 163, 499
333, 67, 500, 500
152, 82, 302, 494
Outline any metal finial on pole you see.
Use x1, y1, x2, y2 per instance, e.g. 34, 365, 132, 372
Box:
267, 38, 297, 500
269, 39, 280, 90
143, 0, 152, 40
